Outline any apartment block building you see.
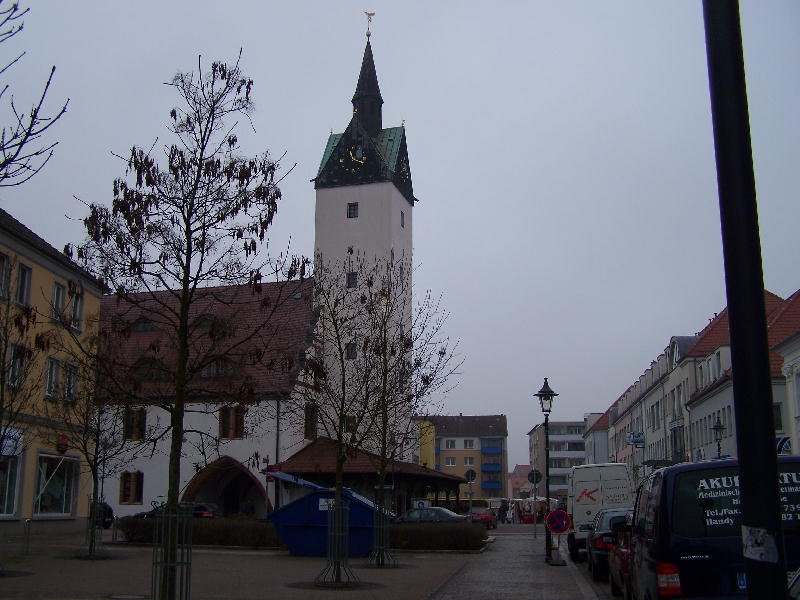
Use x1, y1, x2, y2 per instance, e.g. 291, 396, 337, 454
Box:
528, 420, 585, 500
425, 414, 508, 499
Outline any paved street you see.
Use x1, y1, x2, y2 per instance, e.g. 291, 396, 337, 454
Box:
0, 524, 611, 599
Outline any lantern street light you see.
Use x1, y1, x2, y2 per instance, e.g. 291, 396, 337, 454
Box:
535, 377, 558, 564
712, 416, 725, 459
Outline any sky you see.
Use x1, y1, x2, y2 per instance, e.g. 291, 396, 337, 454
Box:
2, 2, 798, 468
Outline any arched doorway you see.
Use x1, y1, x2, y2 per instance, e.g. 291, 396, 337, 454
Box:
182, 456, 270, 517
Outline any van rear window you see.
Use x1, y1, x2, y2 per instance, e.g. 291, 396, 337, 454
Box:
673, 464, 800, 538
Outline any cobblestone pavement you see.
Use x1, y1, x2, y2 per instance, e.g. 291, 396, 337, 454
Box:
0, 525, 607, 599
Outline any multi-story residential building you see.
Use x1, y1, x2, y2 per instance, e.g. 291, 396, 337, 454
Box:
0, 209, 103, 532
686, 289, 800, 460
605, 290, 796, 485
426, 414, 508, 499
583, 410, 610, 465
528, 420, 585, 501
776, 329, 800, 455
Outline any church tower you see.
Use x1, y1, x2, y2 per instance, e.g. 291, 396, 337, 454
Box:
313, 33, 416, 273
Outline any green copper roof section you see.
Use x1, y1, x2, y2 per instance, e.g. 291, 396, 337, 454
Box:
316, 133, 343, 178
315, 126, 404, 179
373, 126, 404, 173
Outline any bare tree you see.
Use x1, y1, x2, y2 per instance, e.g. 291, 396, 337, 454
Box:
38, 310, 149, 558
290, 251, 460, 577
0, 1, 67, 187
76, 53, 301, 599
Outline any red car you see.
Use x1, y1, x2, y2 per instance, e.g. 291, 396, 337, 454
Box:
608, 513, 633, 598
469, 507, 497, 529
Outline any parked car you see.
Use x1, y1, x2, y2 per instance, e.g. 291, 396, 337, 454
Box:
627, 456, 800, 598
132, 501, 221, 519
586, 507, 633, 582
395, 507, 468, 523
608, 513, 633, 598
183, 502, 221, 518
469, 507, 498, 529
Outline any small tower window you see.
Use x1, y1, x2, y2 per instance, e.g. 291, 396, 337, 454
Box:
345, 342, 357, 360
346, 272, 357, 289
401, 210, 405, 228
347, 202, 359, 219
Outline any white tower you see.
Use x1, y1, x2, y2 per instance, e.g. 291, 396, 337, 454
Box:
313, 38, 416, 273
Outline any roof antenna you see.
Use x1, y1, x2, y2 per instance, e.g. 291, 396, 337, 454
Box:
365, 10, 375, 39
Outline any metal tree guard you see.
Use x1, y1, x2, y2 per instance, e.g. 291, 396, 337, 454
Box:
151, 503, 193, 600
368, 486, 396, 568
315, 498, 359, 587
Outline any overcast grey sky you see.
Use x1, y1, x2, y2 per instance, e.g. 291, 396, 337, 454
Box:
2, 2, 798, 467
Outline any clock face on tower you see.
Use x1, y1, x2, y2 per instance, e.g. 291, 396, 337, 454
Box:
348, 144, 366, 166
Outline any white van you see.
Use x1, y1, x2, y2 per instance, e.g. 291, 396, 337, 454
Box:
566, 463, 632, 561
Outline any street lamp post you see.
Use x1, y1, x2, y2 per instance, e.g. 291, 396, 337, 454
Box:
713, 416, 725, 459
535, 378, 558, 564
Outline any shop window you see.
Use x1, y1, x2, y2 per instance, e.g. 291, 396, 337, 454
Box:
35, 456, 77, 515
0, 455, 18, 515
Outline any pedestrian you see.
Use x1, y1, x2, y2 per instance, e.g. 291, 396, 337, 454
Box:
506, 505, 514, 524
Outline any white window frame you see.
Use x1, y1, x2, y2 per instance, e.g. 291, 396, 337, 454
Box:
464, 456, 474, 466
70, 292, 83, 331
7, 344, 25, 388
52, 282, 66, 320
445, 439, 455, 449
463, 439, 474, 449
63, 363, 78, 403
0, 253, 9, 299
445, 457, 456, 467
15, 264, 31, 306
45, 357, 60, 399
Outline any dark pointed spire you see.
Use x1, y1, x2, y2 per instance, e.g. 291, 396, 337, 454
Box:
352, 41, 383, 137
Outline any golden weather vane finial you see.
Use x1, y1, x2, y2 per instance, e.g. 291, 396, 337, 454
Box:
365, 11, 375, 39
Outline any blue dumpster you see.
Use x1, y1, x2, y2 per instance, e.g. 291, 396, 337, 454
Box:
267, 476, 380, 557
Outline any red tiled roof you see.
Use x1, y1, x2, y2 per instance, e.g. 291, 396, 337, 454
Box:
587, 409, 611, 433
274, 437, 465, 482
100, 278, 314, 402
767, 289, 800, 376
685, 290, 784, 358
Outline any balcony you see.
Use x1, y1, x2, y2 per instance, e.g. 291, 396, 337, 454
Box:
482, 446, 502, 455
482, 463, 502, 473
481, 480, 502, 490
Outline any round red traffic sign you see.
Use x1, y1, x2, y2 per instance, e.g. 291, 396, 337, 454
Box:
545, 509, 572, 534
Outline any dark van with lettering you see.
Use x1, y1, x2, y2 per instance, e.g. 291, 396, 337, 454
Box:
627, 456, 800, 599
